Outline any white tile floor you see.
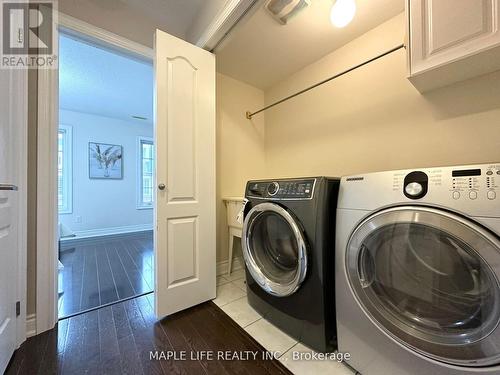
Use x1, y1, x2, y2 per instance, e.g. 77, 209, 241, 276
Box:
213, 282, 246, 307
215, 272, 355, 375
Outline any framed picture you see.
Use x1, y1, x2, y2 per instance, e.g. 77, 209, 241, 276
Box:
89, 142, 123, 179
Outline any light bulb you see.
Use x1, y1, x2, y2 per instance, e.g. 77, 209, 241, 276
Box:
330, 0, 356, 28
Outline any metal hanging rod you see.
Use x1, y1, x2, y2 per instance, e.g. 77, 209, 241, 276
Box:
246, 43, 405, 120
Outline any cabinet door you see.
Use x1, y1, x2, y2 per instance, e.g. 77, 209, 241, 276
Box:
409, 0, 500, 75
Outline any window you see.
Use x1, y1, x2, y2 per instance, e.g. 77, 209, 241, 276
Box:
138, 137, 154, 209
58, 125, 73, 214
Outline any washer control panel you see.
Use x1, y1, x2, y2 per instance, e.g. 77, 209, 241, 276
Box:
450, 165, 499, 201
391, 163, 499, 203
247, 179, 315, 200
392, 164, 500, 202
341, 163, 500, 215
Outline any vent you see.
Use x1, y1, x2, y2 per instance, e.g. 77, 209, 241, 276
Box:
265, 0, 310, 24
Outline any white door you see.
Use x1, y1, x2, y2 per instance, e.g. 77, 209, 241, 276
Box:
154, 29, 216, 318
0, 68, 24, 372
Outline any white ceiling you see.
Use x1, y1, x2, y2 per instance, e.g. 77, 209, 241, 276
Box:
59, 34, 153, 123
58, 0, 228, 46
116, 0, 206, 39
216, 0, 405, 89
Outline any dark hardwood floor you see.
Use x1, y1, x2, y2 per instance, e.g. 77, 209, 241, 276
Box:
58, 231, 154, 318
6, 294, 292, 375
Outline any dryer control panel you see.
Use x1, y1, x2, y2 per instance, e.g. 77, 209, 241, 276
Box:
340, 163, 500, 218
450, 166, 499, 201
246, 179, 316, 200
390, 164, 500, 203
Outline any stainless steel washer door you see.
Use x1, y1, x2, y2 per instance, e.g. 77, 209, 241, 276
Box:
242, 203, 308, 297
346, 206, 500, 367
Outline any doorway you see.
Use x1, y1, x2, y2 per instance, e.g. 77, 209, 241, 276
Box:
57, 31, 154, 319
37, 16, 216, 331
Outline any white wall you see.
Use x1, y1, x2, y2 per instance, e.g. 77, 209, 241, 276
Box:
216, 73, 266, 262
264, 13, 500, 178
59, 109, 153, 236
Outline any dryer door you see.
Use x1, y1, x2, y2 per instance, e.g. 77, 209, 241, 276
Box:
346, 206, 500, 367
242, 202, 308, 297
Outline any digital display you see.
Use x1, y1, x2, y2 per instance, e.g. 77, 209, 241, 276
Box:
452, 169, 481, 177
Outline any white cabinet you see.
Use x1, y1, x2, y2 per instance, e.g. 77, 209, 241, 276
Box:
407, 0, 500, 92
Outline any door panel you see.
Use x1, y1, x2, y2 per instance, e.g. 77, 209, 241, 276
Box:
166, 57, 197, 202
167, 217, 198, 286
155, 29, 216, 318
0, 198, 16, 372
0, 68, 22, 372
409, 0, 500, 74
428, 0, 491, 54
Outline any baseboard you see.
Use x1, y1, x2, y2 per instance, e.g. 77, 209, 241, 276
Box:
217, 256, 244, 276
60, 223, 153, 242
26, 314, 36, 338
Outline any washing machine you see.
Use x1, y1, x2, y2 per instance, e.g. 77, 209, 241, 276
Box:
242, 177, 340, 353
336, 163, 500, 374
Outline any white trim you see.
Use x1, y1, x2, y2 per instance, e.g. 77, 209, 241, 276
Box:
37, 16, 154, 333
57, 124, 73, 215
136, 136, 154, 210
26, 314, 37, 338
36, 64, 59, 334
196, 0, 259, 50
216, 256, 245, 276
14, 67, 28, 348
58, 12, 153, 60
60, 223, 153, 241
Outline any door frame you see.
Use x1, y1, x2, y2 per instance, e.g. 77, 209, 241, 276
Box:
35, 12, 154, 334
12, 67, 28, 348
36, 0, 253, 332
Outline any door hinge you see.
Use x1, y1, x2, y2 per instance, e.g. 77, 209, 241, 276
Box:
16, 301, 20, 317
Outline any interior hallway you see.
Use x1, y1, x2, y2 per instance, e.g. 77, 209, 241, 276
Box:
58, 231, 154, 318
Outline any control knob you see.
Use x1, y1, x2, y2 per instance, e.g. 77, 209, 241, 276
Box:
403, 171, 428, 199
405, 182, 423, 197
267, 182, 280, 196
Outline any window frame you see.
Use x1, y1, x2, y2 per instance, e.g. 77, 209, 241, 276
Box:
136, 136, 154, 210
58, 124, 73, 215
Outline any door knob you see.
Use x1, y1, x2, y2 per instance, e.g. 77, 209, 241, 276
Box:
158, 183, 166, 190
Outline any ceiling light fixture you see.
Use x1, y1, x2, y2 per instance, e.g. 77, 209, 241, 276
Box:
330, 0, 356, 28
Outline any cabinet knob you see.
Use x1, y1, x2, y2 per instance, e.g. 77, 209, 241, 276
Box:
158, 183, 166, 190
